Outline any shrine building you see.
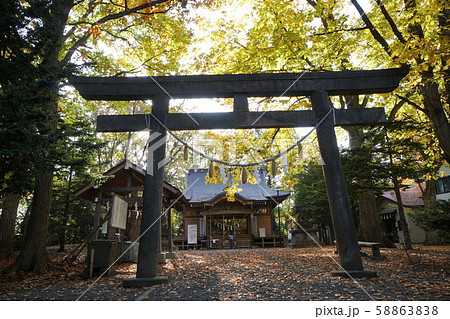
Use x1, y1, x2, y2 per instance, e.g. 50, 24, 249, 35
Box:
179, 168, 290, 249
75, 160, 290, 251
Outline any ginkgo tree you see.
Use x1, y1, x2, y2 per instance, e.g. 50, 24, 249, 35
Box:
0, 0, 194, 272
348, 0, 449, 163
184, 0, 448, 246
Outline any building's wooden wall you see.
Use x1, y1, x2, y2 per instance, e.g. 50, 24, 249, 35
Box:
256, 214, 273, 236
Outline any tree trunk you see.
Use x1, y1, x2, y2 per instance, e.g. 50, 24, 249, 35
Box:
420, 179, 438, 243
7, 90, 59, 272
5, 0, 74, 273
6, 171, 53, 272
58, 224, 67, 253
59, 167, 73, 252
421, 81, 450, 165
392, 180, 413, 249
422, 179, 437, 211
343, 96, 395, 247
0, 193, 20, 258
356, 189, 395, 247
381, 125, 414, 249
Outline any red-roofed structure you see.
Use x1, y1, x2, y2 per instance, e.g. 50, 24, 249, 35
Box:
376, 185, 426, 244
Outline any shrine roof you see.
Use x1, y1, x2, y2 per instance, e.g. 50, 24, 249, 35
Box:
378, 184, 424, 207
74, 159, 185, 202
184, 169, 290, 204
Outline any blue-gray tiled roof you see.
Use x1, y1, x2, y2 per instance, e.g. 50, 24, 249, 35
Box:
184, 169, 290, 204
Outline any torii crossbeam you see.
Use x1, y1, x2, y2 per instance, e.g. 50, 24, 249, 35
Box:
70, 67, 407, 287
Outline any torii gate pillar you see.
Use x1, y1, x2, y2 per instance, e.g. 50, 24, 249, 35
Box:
123, 95, 169, 287
312, 91, 374, 277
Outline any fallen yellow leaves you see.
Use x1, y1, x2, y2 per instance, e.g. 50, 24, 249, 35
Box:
0, 244, 448, 300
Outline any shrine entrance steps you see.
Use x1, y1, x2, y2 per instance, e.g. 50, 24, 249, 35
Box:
173, 236, 286, 250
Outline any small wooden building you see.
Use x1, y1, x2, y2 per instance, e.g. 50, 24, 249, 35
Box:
178, 168, 290, 248
74, 159, 185, 245
377, 184, 426, 244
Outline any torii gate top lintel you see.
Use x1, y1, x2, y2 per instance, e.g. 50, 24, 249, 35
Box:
70, 68, 407, 132
70, 67, 407, 100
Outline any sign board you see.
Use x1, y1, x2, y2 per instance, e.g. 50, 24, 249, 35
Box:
259, 228, 266, 238
187, 224, 197, 244
111, 195, 128, 229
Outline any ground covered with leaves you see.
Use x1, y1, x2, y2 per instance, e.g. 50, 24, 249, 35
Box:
0, 245, 448, 301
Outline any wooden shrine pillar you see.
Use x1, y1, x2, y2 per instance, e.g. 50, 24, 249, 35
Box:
123, 94, 169, 287
93, 190, 102, 239
311, 90, 375, 277
167, 206, 175, 258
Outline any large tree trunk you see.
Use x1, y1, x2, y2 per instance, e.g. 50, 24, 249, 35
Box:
59, 167, 73, 252
420, 81, 450, 164
7, 86, 60, 272
5, 1, 73, 273
0, 193, 20, 258
6, 172, 53, 272
357, 189, 394, 247
6, 92, 59, 272
422, 179, 437, 210
419, 178, 439, 243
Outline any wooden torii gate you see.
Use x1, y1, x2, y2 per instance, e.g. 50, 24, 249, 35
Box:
70, 67, 407, 287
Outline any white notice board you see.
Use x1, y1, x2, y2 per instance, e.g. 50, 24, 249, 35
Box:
111, 195, 128, 229
187, 224, 198, 244
259, 228, 266, 238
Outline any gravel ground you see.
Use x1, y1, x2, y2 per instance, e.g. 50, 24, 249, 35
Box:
0, 246, 449, 301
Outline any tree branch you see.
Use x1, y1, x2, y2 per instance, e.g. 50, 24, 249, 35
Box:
306, 0, 330, 29
112, 50, 173, 77
136, 10, 169, 16
374, 0, 406, 44
63, 1, 97, 44
350, 0, 392, 56
313, 26, 368, 36
109, 0, 125, 9
395, 93, 425, 113
387, 99, 407, 122
59, 0, 171, 66
100, 28, 129, 42
361, 95, 369, 108
404, 0, 425, 39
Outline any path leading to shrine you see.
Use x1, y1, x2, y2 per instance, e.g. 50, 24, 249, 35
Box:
0, 246, 448, 301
